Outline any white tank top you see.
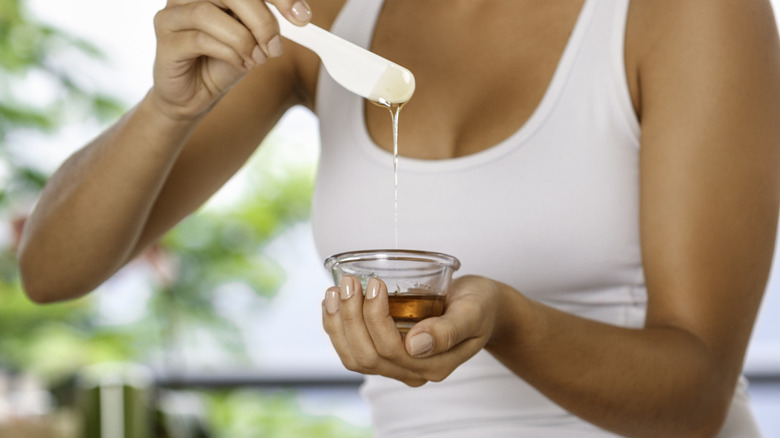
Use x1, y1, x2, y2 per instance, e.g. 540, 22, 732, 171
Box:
311, 0, 760, 436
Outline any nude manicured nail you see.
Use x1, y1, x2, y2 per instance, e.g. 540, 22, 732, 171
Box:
252, 45, 267, 65
291, 1, 312, 23
409, 333, 434, 357
340, 277, 354, 300
267, 35, 283, 57
366, 278, 379, 300
325, 288, 339, 314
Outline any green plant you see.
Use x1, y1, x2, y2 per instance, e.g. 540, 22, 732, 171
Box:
204, 389, 372, 438
0, 0, 125, 206
0, 0, 129, 380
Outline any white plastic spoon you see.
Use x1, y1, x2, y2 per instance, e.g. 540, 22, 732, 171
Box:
269, 5, 415, 104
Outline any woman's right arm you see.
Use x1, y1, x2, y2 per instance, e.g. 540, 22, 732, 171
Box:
18, 0, 313, 303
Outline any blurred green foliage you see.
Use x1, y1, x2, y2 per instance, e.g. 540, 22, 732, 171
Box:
205, 389, 371, 438
0, 0, 132, 379
0, 1, 369, 436
0, 0, 125, 206
152, 142, 317, 368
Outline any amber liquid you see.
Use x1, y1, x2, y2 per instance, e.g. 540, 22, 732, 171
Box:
388, 293, 445, 334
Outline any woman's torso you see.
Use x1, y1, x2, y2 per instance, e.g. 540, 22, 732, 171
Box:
301, 0, 760, 436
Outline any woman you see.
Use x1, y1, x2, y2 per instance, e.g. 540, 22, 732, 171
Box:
18, 0, 780, 436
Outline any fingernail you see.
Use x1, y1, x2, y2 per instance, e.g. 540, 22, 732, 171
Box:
291, 1, 312, 23
325, 288, 339, 314
267, 35, 283, 57
366, 278, 379, 300
409, 333, 433, 357
252, 45, 267, 65
340, 277, 354, 300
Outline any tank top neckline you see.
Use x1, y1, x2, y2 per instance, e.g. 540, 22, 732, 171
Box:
348, 0, 599, 172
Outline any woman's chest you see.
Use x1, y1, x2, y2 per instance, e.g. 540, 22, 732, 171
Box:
363, 0, 587, 159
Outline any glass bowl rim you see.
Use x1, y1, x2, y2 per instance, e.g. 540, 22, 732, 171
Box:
324, 249, 461, 271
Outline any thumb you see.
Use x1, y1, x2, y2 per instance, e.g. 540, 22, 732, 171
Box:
405, 300, 481, 358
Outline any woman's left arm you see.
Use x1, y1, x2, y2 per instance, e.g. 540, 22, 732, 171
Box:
322, 1, 780, 436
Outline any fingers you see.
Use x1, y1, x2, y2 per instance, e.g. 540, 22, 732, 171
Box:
322, 275, 498, 386
155, 3, 261, 72
336, 276, 377, 366
217, 0, 312, 57
156, 0, 312, 68
322, 286, 356, 365
395, 295, 488, 382
322, 276, 426, 386
156, 16, 255, 72
219, 0, 282, 58
404, 298, 484, 358
329, 277, 388, 370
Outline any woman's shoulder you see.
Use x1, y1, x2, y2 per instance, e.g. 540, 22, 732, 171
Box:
627, 0, 780, 119
628, 0, 779, 60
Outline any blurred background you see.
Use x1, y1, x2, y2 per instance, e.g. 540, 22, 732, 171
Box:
1, 0, 779, 436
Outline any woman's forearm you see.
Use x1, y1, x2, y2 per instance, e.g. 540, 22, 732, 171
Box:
486, 284, 733, 438
18, 92, 198, 302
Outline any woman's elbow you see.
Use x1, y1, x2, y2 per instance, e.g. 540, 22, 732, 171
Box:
19, 256, 62, 304
670, 373, 735, 438
17, 244, 90, 304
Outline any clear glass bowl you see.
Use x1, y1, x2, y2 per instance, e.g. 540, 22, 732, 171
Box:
324, 249, 461, 333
